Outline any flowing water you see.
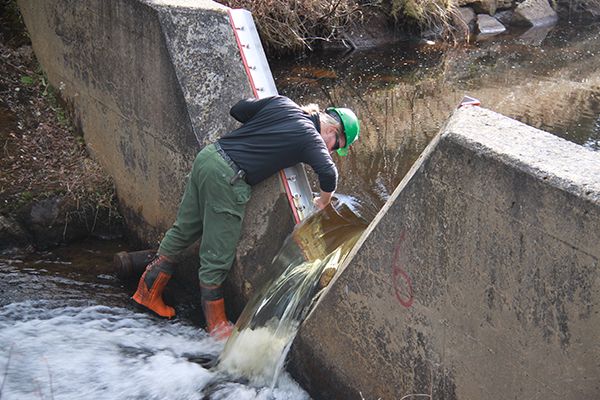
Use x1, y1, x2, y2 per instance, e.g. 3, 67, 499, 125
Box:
0, 203, 366, 399
0, 242, 308, 399
218, 204, 367, 388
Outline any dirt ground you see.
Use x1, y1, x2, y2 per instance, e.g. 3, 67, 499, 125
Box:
0, 1, 121, 248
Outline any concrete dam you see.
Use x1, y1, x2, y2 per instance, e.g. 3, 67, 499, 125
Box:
17, 0, 600, 399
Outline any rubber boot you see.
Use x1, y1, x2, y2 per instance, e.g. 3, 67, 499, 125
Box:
132, 255, 177, 318
200, 284, 234, 341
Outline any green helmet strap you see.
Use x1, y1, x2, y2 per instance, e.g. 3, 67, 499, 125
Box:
326, 107, 360, 156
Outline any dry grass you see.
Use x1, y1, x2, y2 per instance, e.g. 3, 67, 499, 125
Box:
389, 0, 461, 41
219, 0, 462, 53
220, 0, 371, 52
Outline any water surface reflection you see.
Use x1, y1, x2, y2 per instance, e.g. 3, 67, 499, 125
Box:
271, 22, 600, 211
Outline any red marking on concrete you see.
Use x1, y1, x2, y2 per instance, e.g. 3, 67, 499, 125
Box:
392, 232, 414, 308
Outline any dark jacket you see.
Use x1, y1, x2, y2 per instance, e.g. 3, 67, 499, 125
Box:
217, 95, 338, 192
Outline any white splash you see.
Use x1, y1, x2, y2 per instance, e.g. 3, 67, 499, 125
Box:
218, 205, 366, 390
218, 320, 298, 387
0, 301, 308, 400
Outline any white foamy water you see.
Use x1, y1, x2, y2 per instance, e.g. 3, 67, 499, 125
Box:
218, 254, 334, 389
218, 321, 298, 387
0, 300, 309, 400
0, 204, 366, 399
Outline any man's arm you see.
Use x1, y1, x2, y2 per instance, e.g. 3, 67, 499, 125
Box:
314, 190, 334, 210
229, 96, 275, 123
302, 141, 338, 209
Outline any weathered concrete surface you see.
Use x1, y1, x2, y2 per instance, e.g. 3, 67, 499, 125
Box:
290, 106, 600, 399
17, 0, 295, 312
17, 0, 241, 240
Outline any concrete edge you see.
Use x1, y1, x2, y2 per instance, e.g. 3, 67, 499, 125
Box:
445, 106, 600, 205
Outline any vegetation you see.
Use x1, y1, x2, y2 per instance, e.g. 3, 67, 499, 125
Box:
0, 53, 119, 220
218, 0, 460, 54
219, 0, 371, 53
389, 0, 460, 39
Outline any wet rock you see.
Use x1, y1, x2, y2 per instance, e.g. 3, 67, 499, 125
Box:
18, 195, 122, 250
0, 215, 29, 249
513, 0, 558, 26
457, 7, 477, 34
477, 14, 507, 35
495, 10, 515, 24
23, 196, 74, 249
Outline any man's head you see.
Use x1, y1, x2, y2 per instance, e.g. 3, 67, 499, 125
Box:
324, 107, 360, 156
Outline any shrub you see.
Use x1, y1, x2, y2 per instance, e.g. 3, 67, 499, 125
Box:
219, 0, 371, 53
219, 0, 461, 53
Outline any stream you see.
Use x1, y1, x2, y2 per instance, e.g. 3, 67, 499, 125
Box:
0, 240, 308, 399
271, 20, 600, 211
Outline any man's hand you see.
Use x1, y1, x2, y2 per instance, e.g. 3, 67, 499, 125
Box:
314, 191, 333, 210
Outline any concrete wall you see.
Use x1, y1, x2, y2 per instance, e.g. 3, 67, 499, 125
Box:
290, 106, 600, 399
17, 0, 295, 310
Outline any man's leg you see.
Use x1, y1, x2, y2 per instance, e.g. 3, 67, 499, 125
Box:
133, 149, 210, 318
195, 146, 251, 339
199, 202, 248, 340
159, 150, 211, 258
198, 205, 246, 286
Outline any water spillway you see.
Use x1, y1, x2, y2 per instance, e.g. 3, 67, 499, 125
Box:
218, 205, 367, 388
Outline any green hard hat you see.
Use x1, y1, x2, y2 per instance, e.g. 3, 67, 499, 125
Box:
326, 107, 360, 156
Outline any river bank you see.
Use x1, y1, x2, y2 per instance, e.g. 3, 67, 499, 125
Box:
218, 0, 600, 54
0, 2, 123, 252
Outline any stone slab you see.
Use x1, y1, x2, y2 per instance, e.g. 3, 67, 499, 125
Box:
513, 0, 559, 26
456, 7, 477, 34
477, 14, 507, 35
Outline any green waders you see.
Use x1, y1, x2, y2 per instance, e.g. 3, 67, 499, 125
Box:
158, 144, 251, 286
